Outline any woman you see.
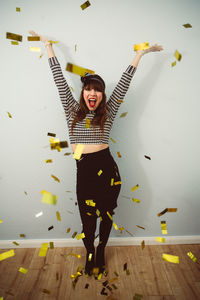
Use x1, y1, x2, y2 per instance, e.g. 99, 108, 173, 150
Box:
29, 30, 163, 276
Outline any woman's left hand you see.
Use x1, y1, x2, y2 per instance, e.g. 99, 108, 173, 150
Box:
137, 44, 163, 56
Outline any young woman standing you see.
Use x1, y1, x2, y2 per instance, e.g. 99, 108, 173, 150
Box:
29, 30, 163, 276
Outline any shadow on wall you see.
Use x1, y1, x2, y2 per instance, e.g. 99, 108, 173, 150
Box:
109, 54, 169, 237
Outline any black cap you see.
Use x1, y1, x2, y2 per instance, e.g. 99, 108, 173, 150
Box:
81, 72, 105, 90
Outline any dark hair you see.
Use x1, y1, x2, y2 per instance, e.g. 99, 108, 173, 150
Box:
71, 79, 107, 136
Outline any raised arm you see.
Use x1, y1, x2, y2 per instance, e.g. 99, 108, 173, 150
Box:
29, 30, 79, 120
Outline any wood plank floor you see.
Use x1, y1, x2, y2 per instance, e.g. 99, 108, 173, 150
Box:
0, 244, 200, 300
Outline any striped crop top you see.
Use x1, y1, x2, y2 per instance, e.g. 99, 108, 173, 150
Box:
49, 56, 136, 144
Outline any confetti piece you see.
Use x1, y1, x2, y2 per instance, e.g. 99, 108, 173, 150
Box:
73, 144, 85, 160
39, 243, 48, 257
19, 267, 28, 274
123, 263, 127, 271
48, 225, 54, 231
183, 23, 192, 28
27, 36, 40, 41
87, 212, 92, 216
114, 271, 119, 277
47, 132, 56, 137
39, 53, 44, 59
56, 272, 59, 280
107, 211, 113, 221
113, 222, 118, 230
112, 284, 118, 290
13, 242, 19, 246
141, 240, 145, 250
162, 253, 179, 264
0, 250, 15, 261
126, 269, 130, 275
64, 152, 71, 156
51, 174, 60, 183
85, 283, 89, 289
42, 289, 50, 294
72, 232, 77, 239
174, 49, 182, 61
49, 137, 61, 151
49, 242, 54, 249
88, 253, 93, 261
134, 42, 149, 51
119, 227, 125, 233
156, 237, 165, 243
24, 191, 27, 195
0, 220, 2, 223
76, 233, 85, 240
16, 7, 21, 12
35, 211, 43, 218
120, 112, 128, 118
45, 159, 52, 163
131, 184, 139, 192
132, 198, 140, 203
66, 227, 71, 233
96, 209, 100, 217
81, 1, 91, 10
144, 155, 151, 160
6, 32, 22, 42
30, 47, 41, 52
0, 297, 3, 300
157, 208, 177, 217
75, 44, 77, 52
48, 40, 59, 44
187, 252, 197, 262
133, 293, 143, 300
20, 234, 25, 237
98, 169, 103, 176
101, 288, 108, 295
106, 285, 112, 291
114, 181, 121, 185
68, 252, 81, 259
117, 99, 124, 103
136, 225, 145, 230
85, 118, 90, 129
56, 211, 61, 221
41, 190, 57, 205
60, 141, 68, 148
66, 63, 94, 77
85, 199, 96, 207
161, 221, 168, 235
110, 138, 116, 143
125, 229, 134, 237
167, 208, 178, 213
111, 178, 114, 186
98, 273, 103, 280
11, 41, 19, 45
171, 61, 176, 67
7, 112, 12, 118
117, 152, 121, 158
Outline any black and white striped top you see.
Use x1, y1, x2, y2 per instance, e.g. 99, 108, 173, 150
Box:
49, 56, 136, 144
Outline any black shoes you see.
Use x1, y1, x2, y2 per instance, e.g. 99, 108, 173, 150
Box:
95, 245, 106, 274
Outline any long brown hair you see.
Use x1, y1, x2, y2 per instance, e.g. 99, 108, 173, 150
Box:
71, 80, 107, 136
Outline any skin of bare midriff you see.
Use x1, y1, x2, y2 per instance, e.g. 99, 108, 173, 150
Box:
71, 143, 109, 154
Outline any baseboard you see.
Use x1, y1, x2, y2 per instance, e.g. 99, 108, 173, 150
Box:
0, 236, 200, 249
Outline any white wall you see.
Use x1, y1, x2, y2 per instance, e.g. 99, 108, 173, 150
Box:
0, 0, 200, 241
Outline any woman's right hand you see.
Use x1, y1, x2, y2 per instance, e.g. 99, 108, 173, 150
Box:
28, 30, 49, 44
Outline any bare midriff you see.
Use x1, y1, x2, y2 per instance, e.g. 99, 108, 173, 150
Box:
71, 143, 109, 154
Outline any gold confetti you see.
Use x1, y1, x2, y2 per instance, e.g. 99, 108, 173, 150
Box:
0, 220, 2, 223
56, 211, 61, 221
64, 152, 71, 156
114, 271, 119, 277
162, 253, 179, 264
20, 234, 25, 237
98, 169, 103, 176
19, 267, 28, 274
157, 208, 168, 217
49, 137, 61, 152
6, 32, 22, 42
136, 225, 145, 230
16, 7, 21, 12
68, 252, 81, 259
35, 211, 43, 218
66, 227, 71, 233
161, 221, 168, 235
120, 112, 128, 118
123, 263, 127, 270
171, 61, 176, 67
76, 233, 85, 240
85, 283, 89, 289
117, 152, 121, 158
27, 36, 40, 41
113, 222, 118, 230
87, 212, 92, 216
167, 208, 178, 213
132, 198, 140, 203
0, 250, 15, 261
70, 86, 74, 92
144, 155, 151, 160
85, 118, 90, 129
7, 112, 12, 118
48, 225, 54, 231
187, 252, 197, 263
134, 42, 149, 51
42, 289, 50, 294
88, 253, 92, 261
133, 293, 143, 300
183, 23, 192, 28
126, 269, 130, 275
29, 47, 41, 52
107, 211, 113, 221
48, 40, 59, 44
72, 232, 77, 239
131, 184, 139, 192
117, 100, 124, 103
39, 53, 44, 59
111, 178, 114, 186
174, 49, 182, 61
114, 181, 121, 185
119, 227, 125, 233
85, 199, 96, 207
141, 240, 145, 250
98, 273, 103, 280
24, 191, 28, 195
66, 63, 94, 77
81, 1, 91, 10
13, 241, 19, 246
75, 44, 77, 52
110, 138, 116, 143
49, 242, 54, 249
73, 144, 85, 160
96, 209, 100, 217
47, 132, 56, 137
45, 159, 52, 163
51, 174, 60, 182
41, 190, 57, 205
156, 237, 165, 243
38, 243, 48, 257
11, 41, 19, 45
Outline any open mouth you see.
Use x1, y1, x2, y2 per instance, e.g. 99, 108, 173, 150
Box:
88, 99, 97, 108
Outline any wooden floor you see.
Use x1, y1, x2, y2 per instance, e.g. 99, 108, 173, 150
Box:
0, 244, 200, 300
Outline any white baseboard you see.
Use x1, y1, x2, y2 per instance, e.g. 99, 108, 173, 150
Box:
0, 236, 200, 249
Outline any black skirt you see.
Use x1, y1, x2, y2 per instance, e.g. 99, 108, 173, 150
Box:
76, 147, 121, 215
